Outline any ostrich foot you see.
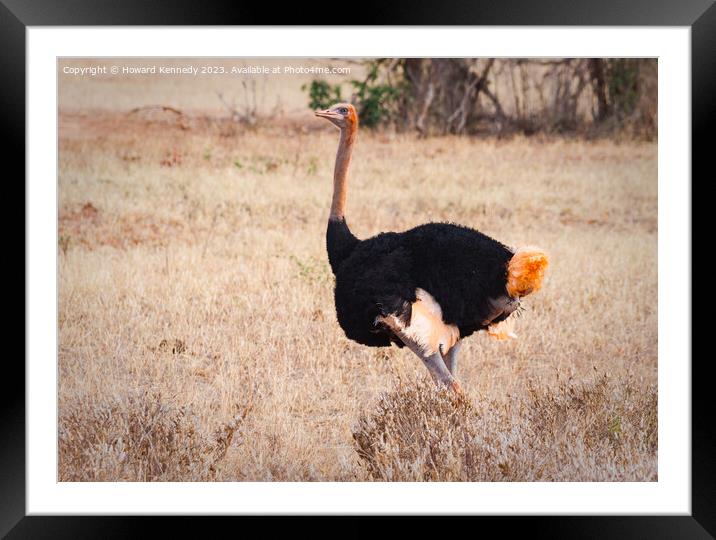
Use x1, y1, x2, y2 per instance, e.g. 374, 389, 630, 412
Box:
449, 380, 463, 395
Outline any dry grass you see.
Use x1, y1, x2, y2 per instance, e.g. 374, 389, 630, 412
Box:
59, 389, 253, 481
58, 61, 657, 481
354, 375, 656, 482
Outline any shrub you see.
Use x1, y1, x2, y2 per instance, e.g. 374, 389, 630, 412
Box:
353, 379, 476, 481
302, 80, 343, 111
353, 374, 657, 481
58, 390, 252, 481
349, 62, 403, 128
303, 62, 404, 129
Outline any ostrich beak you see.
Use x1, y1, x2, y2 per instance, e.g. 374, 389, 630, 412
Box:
315, 109, 339, 120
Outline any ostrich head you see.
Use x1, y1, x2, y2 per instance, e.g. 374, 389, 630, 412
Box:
315, 103, 358, 131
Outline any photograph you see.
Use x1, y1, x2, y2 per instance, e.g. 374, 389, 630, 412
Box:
57, 56, 659, 483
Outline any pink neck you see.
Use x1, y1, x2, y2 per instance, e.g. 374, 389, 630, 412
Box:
330, 127, 356, 220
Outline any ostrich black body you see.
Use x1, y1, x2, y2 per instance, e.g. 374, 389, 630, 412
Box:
326, 217, 359, 274
327, 220, 514, 347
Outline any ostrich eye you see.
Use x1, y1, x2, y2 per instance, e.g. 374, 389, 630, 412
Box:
339, 107, 348, 114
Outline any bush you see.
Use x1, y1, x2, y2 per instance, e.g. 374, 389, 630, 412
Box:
58, 390, 252, 481
353, 379, 476, 481
304, 65, 401, 129
353, 374, 657, 481
606, 59, 641, 120
349, 62, 404, 128
302, 80, 343, 112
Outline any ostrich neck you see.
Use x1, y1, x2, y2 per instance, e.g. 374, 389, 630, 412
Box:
330, 128, 356, 220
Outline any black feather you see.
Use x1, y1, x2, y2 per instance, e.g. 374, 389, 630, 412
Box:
326, 217, 359, 274
329, 221, 513, 347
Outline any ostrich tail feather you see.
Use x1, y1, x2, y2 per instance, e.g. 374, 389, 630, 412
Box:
506, 246, 549, 297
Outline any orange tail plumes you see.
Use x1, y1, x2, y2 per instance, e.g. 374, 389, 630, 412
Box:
506, 246, 549, 297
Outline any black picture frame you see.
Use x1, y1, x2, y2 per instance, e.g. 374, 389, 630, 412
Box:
6, 0, 710, 537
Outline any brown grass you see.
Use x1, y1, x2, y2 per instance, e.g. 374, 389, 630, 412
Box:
59, 389, 253, 481
58, 62, 657, 481
354, 375, 656, 482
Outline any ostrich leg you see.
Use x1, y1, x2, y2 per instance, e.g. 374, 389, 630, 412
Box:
399, 336, 462, 394
442, 341, 461, 377
375, 294, 462, 394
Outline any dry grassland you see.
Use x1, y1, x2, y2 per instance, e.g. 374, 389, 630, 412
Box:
58, 64, 657, 482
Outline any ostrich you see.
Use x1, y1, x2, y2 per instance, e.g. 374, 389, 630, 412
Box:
315, 103, 548, 393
